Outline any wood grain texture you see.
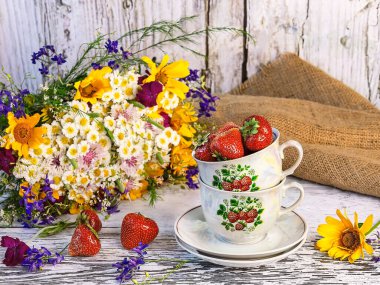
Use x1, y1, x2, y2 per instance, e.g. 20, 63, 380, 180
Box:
1, 177, 380, 284
0, 0, 378, 104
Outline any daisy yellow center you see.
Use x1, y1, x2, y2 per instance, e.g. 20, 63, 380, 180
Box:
341, 229, 360, 250
14, 123, 32, 143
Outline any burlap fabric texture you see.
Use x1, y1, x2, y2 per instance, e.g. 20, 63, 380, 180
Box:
210, 53, 380, 197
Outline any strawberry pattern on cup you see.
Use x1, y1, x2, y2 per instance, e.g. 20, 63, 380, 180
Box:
212, 164, 259, 192
217, 196, 264, 232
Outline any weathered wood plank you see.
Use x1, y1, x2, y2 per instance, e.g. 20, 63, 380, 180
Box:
246, 0, 380, 105
207, 0, 245, 93
1, 177, 380, 284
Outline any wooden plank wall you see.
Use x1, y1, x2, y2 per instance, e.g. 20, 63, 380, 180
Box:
0, 0, 379, 106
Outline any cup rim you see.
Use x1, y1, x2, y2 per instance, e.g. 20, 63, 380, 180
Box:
193, 128, 280, 164
199, 176, 286, 195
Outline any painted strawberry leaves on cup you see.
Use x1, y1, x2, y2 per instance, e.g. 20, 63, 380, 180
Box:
217, 196, 264, 232
212, 164, 259, 192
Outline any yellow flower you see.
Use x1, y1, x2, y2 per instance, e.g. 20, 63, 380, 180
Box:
144, 162, 164, 178
316, 209, 374, 263
122, 180, 148, 201
74, 66, 112, 104
141, 55, 190, 99
170, 144, 196, 176
170, 103, 198, 139
40, 107, 53, 123
4, 112, 46, 158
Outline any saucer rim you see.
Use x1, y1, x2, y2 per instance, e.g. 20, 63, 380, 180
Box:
175, 234, 307, 267
174, 205, 308, 259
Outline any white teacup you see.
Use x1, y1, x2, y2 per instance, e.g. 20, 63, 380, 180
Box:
200, 177, 304, 244
194, 128, 303, 191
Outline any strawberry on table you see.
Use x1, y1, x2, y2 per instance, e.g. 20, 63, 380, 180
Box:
121, 213, 159, 250
210, 128, 244, 160
241, 115, 273, 152
68, 224, 101, 256
79, 209, 102, 232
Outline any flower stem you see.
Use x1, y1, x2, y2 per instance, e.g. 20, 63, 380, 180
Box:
144, 117, 165, 130
366, 220, 380, 236
59, 243, 70, 255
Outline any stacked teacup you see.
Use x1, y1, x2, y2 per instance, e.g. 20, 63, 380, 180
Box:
193, 116, 304, 244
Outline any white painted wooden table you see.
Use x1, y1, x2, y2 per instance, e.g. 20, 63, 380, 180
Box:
1, 177, 380, 284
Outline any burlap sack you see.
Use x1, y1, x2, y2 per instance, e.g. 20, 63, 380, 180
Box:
211, 53, 380, 197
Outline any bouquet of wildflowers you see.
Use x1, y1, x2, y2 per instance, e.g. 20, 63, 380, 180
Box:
0, 17, 225, 228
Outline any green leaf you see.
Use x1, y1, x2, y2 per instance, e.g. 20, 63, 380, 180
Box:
219, 204, 226, 211
230, 199, 238, 207
251, 175, 258, 181
213, 175, 220, 182
212, 181, 219, 187
223, 212, 228, 220
225, 225, 230, 230
217, 209, 224, 216
258, 208, 264, 214
221, 169, 229, 176
246, 197, 253, 204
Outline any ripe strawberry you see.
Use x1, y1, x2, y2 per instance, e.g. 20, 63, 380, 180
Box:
241, 185, 250, 191
241, 176, 252, 186
68, 224, 101, 256
194, 142, 216, 161
210, 128, 244, 160
79, 209, 102, 232
121, 213, 159, 250
238, 211, 247, 220
235, 223, 244, 231
232, 180, 242, 190
247, 209, 258, 219
216, 122, 240, 134
221, 181, 233, 191
227, 212, 239, 223
246, 217, 255, 223
241, 115, 273, 152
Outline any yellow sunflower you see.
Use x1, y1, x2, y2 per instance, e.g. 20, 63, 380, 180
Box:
316, 209, 374, 263
4, 112, 46, 158
141, 54, 190, 99
74, 66, 112, 104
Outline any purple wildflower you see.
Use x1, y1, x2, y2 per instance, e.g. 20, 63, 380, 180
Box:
187, 88, 219, 118
185, 167, 199, 189
1, 236, 30, 266
183, 69, 199, 82
120, 47, 132, 59
51, 54, 66, 65
105, 39, 119, 54
372, 256, 380, 263
91, 62, 103, 70
38, 63, 49, 75
0, 148, 17, 175
113, 242, 148, 284
108, 60, 119, 69
136, 81, 163, 107
22, 246, 64, 272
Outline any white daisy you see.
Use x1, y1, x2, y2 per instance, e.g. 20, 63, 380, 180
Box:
62, 123, 78, 138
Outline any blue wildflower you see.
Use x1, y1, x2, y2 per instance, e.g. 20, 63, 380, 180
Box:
105, 39, 119, 54
51, 54, 66, 65
185, 167, 199, 189
113, 242, 148, 284
22, 246, 64, 272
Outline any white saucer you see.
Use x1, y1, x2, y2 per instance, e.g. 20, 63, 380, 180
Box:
175, 235, 307, 267
174, 206, 307, 259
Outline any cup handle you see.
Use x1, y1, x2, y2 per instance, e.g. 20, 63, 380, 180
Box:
279, 140, 303, 177
279, 182, 304, 216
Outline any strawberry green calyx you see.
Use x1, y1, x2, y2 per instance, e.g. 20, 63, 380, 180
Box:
241, 119, 259, 139
76, 212, 100, 239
